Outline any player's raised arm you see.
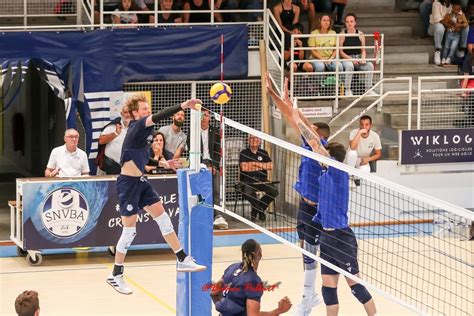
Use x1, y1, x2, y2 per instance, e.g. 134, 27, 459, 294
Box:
145, 98, 202, 127
292, 108, 329, 157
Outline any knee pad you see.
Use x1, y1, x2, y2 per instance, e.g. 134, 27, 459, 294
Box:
116, 227, 137, 254
303, 241, 318, 270
322, 286, 338, 306
154, 212, 174, 236
350, 284, 372, 304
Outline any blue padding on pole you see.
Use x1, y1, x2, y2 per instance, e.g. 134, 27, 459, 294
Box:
176, 168, 213, 316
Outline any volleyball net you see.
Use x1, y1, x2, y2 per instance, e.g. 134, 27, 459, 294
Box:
196, 109, 474, 316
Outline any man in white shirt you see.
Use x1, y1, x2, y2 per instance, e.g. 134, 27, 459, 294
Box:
158, 110, 188, 159
346, 115, 382, 173
45, 128, 90, 177
98, 105, 131, 175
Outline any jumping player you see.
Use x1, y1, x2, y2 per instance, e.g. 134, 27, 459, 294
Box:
291, 108, 377, 316
211, 239, 292, 315
106, 94, 206, 295
266, 73, 326, 315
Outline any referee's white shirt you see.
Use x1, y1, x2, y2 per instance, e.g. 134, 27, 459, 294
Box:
46, 145, 90, 177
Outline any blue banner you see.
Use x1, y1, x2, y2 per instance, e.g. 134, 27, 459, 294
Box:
21, 176, 180, 250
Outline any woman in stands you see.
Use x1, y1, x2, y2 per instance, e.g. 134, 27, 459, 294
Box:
145, 132, 180, 174
112, 0, 139, 24
339, 13, 376, 97
274, 0, 301, 35
211, 239, 292, 316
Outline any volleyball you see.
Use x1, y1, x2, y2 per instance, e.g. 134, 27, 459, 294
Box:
210, 82, 232, 104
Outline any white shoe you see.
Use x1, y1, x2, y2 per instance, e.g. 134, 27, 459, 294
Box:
177, 256, 207, 272
434, 51, 441, 65
345, 89, 353, 97
441, 58, 447, 65
366, 90, 378, 96
213, 216, 229, 230
106, 274, 133, 295
295, 293, 323, 316
445, 57, 451, 65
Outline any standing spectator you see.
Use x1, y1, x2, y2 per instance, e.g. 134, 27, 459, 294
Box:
308, 14, 344, 81
157, 0, 183, 23
182, 0, 223, 23
285, 23, 314, 73
15, 290, 40, 316
440, 1, 468, 64
98, 105, 131, 175
45, 129, 90, 177
331, 0, 348, 27
112, 0, 139, 24
158, 110, 188, 158
339, 13, 376, 96
239, 135, 279, 222
274, 0, 301, 35
200, 109, 228, 229
346, 115, 382, 173
145, 132, 180, 174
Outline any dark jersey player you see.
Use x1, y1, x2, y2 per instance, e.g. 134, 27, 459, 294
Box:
291, 109, 377, 316
106, 94, 206, 295
211, 239, 292, 316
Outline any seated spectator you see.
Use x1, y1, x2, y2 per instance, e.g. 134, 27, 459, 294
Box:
239, 0, 263, 22
182, 0, 223, 23
284, 23, 313, 72
293, 0, 316, 32
440, 0, 468, 64
420, 0, 434, 38
98, 105, 131, 175
15, 290, 40, 316
339, 13, 376, 96
239, 135, 279, 221
158, 110, 188, 158
274, 0, 300, 36
157, 0, 183, 23
44, 128, 90, 177
345, 115, 382, 173
314, 0, 331, 13
112, 0, 139, 24
134, 0, 156, 23
331, 0, 347, 27
145, 132, 180, 174
308, 14, 344, 79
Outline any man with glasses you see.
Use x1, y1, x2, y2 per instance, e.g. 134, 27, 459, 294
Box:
44, 128, 90, 177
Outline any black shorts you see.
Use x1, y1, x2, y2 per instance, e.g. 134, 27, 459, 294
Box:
296, 199, 322, 245
320, 227, 359, 275
116, 175, 161, 216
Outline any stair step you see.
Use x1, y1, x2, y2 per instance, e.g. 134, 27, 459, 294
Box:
347, 0, 395, 10
385, 45, 434, 54
383, 64, 458, 75
384, 52, 429, 64
383, 80, 447, 92
362, 26, 412, 37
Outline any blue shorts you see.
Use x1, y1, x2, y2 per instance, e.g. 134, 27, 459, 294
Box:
296, 199, 322, 245
116, 175, 161, 216
320, 227, 359, 275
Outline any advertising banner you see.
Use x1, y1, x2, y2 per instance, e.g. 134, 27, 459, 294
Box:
21, 176, 179, 250
400, 128, 474, 165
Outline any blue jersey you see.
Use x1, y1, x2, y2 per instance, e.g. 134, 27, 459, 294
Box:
316, 164, 350, 229
120, 117, 154, 173
215, 262, 263, 316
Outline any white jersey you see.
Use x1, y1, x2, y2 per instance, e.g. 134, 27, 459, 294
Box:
349, 129, 382, 157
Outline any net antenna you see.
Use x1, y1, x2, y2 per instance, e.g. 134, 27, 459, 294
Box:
214, 114, 473, 316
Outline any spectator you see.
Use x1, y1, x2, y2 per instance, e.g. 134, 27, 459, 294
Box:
314, 0, 331, 13
44, 128, 90, 177
145, 132, 180, 174
239, 0, 263, 22
182, 0, 223, 23
331, 0, 348, 27
211, 239, 292, 315
284, 23, 313, 72
459, 49, 474, 127
157, 0, 183, 23
15, 290, 39, 316
274, 0, 301, 35
134, 0, 156, 23
440, 1, 468, 64
339, 13, 376, 96
308, 14, 344, 80
294, 0, 317, 32
112, 0, 139, 24
346, 115, 382, 173
420, 0, 434, 38
200, 109, 228, 230
98, 105, 131, 175
158, 110, 188, 158
239, 135, 279, 222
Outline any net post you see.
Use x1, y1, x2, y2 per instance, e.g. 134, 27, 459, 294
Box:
190, 84, 201, 172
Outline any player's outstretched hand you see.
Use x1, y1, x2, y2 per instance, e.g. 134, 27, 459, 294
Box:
277, 296, 292, 314
181, 98, 203, 110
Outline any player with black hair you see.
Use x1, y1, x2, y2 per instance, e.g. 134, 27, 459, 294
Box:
106, 94, 206, 295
